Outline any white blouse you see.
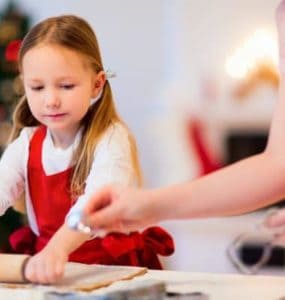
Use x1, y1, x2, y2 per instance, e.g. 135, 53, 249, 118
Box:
0, 123, 136, 235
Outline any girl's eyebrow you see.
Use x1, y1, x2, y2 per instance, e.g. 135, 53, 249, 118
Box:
26, 78, 43, 83
56, 76, 78, 81
26, 76, 78, 82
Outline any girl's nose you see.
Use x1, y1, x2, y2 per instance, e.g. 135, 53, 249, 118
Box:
44, 90, 61, 108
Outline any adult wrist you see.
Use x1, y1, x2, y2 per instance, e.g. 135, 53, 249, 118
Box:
148, 187, 172, 222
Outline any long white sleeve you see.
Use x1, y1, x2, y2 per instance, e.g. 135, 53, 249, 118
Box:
0, 128, 34, 215
69, 123, 136, 214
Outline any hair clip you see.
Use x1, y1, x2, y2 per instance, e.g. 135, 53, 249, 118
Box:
105, 69, 116, 79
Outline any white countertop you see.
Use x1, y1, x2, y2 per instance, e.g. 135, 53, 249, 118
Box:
1, 269, 285, 300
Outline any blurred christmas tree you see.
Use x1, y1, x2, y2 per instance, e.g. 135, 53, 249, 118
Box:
0, 0, 30, 252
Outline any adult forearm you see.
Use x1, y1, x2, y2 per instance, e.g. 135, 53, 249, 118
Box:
152, 151, 285, 220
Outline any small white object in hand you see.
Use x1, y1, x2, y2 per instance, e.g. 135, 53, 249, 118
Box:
67, 211, 106, 237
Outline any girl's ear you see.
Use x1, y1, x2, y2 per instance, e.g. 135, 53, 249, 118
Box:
92, 71, 106, 98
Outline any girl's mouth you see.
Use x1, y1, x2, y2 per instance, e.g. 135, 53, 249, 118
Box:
44, 113, 67, 119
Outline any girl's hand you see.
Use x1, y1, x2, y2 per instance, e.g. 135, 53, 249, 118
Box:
24, 245, 68, 284
83, 185, 160, 233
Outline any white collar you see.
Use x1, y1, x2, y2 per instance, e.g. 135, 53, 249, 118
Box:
45, 127, 82, 154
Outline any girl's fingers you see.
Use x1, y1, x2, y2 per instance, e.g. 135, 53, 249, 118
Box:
26, 259, 42, 284
45, 258, 59, 283
55, 262, 64, 279
24, 261, 35, 282
35, 259, 49, 284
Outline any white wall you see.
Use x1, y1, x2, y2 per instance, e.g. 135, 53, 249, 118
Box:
163, 0, 279, 87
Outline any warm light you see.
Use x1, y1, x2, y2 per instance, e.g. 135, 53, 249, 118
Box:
226, 29, 278, 79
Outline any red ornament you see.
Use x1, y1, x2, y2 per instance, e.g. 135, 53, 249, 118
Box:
5, 39, 22, 62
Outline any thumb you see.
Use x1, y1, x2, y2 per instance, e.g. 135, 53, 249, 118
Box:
84, 185, 122, 228
87, 202, 122, 229
84, 185, 115, 214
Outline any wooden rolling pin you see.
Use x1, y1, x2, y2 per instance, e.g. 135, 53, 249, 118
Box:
0, 254, 30, 283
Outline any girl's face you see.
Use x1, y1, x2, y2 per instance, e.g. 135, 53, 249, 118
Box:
21, 44, 104, 139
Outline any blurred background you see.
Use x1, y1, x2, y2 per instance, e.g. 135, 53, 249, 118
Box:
0, 0, 283, 275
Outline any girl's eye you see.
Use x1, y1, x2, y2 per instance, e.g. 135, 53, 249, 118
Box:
31, 86, 44, 91
61, 84, 75, 90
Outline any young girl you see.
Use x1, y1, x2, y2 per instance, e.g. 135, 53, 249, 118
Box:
83, 0, 285, 238
0, 15, 174, 284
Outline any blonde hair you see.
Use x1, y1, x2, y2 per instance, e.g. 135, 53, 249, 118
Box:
10, 15, 142, 198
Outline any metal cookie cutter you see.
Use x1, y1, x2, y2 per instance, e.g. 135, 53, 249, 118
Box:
227, 209, 285, 274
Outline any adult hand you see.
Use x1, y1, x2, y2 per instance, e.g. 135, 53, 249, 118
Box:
265, 208, 285, 245
83, 185, 160, 233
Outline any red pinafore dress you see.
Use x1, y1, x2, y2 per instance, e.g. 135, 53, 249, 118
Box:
9, 126, 174, 269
